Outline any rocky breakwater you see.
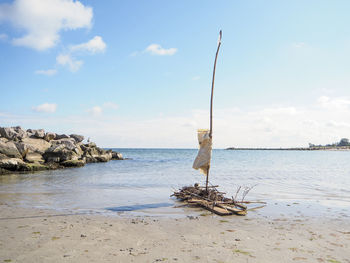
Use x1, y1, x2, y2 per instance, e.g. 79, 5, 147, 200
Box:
0, 126, 123, 175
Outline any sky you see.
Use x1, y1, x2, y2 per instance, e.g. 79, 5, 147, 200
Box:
1, 0, 350, 148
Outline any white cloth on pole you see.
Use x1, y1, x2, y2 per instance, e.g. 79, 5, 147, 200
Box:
192, 129, 212, 175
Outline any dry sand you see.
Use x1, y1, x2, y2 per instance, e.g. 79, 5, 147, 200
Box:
0, 204, 349, 263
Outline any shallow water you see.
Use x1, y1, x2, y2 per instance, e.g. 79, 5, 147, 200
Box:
0, 149, 349, 217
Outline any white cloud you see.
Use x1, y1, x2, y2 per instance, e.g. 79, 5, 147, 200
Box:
56, 53, 83, 72
35, 69, 57, 76
0, 33, 7, 41
144, 44, 177, 56
103, 102, 118, 110
70, 36, 106, 54
5, 96, 350, 148
56, 36, 106, 72
0, 0, 92, 51
88, 106, 102, 117
32, 103, 57, 113
192, 76, 200, 81
317, 96, 350, 110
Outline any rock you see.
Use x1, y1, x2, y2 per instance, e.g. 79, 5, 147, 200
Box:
43, 144, 78, 162
15, 142, 28, 158
46, 156, 60, 163
88, 147, 100, 156
80, 144, 88, 152
74, 145, 83, 156
13, 126, 27, 140
60, 138, 77, 151
26, 129, 35, 137
51, 138, 77, 151
0, 127, 18, 140
0, 138, 8, 143
0, 157, 48, 172
82, 144, 112, 163
25, 162, 49, 172
0, 126, 125, 174
25, 152, 45, 163
33, 129, 45, 138
84, 142, 96, 148
85, 155, 97, 163
0, 153, 8, 160
46, 144, 65, 153
70, 134, 84, 143
20, 138, 51, 154
95, 153, 112, 162
56, 134, 70, 140
0, 158, 27, 171
61, 160, 85, 167
44, 132, 56, 142
111, 151, 123, 160
0, 141, 22, 159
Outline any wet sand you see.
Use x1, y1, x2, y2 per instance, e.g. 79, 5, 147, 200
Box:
0, 204, 349, 263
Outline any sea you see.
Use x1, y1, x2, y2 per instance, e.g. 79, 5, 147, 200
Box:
0, 149, 349, 218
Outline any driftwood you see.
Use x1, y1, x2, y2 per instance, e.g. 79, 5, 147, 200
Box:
172, 183, 255, 216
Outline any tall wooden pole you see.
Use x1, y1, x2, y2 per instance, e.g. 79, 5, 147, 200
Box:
206, 30, 222, 193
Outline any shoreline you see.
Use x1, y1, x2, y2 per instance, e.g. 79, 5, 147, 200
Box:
1, 204, 349, 262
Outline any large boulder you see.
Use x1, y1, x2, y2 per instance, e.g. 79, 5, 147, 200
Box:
84, 142, 96, 148
43, 144, 79, 163
0, 138, 8, 143
0, 153, 8, 160
20, 138, 51, 154
0, 158, 48, 172
80, 142, 113, 163
25, 151, 45, 163
0, 158, 27, 171
44, 132, 56, 142
56, 134, 70, 140
84, 155, 96, 163
33, 129, 45, 139
111, 151, 123, 160
61, 159, 85, 167
50, 138, 76, 151
13, 126, 27, 140
70, 134, 84, 143
26, 129, 35, 137
0, 140, 22, 159
95, 152, 112, 162
0, 127, 19, 140
14, 142, 28, 158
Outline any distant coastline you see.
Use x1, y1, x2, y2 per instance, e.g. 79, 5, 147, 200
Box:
227, 137, 350, 151
226, 146, 350, 151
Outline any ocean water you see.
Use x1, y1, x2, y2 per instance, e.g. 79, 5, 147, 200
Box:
0, 149, 349, 218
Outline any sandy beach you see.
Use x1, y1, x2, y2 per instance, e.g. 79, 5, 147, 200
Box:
0, 204, 349, 263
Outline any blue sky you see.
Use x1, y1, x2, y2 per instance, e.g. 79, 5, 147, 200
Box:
1, 0, 350, 148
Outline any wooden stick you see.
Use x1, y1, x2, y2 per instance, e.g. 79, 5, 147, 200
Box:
206, 30, 222, 193
240, 201, 267, 204
246, 205, 266, 211
198, 185, 219, 189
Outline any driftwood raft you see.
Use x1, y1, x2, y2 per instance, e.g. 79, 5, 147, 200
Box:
172, 32, 266, 216
172, 184, 252, 216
